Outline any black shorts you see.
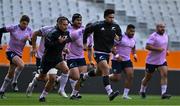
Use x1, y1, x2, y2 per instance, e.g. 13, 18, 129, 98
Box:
67, 58, 86, 69
94, 53, 110, 63
40, 57, 63, 74
145, 62, 167, 73
36, 57, 42, 70
6, 51, 22, 64
111, 60, 133, 74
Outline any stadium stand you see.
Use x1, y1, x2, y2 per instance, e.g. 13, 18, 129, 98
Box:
0, 0, 179, 49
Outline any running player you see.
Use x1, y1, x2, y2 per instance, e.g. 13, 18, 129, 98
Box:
83, 9, 122, 101
109, 24, 137, 99
139, 22, 171, 99
26, 17, 70, 99
38, 16, 71, 102
0, 15, 32, 98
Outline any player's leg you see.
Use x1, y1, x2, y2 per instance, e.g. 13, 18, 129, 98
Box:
123, 67, 133, 99
39, 68, 58, 102
0, 64, 16, 99
122, 61, 134, 99
109, 60, 122, 82
69, 67, 80, 99
96, 53, 119, 101
26, 73, 47, 97
56, 61, 69, 98
158, 62, 171, 99
140, 64, 155, 98
11, 56, 24, 92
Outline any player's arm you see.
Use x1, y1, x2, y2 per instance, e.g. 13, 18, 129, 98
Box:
146, 43, 164, 52
87, 45, 94, 65
83, 23, 96, 50
114, 24, 122, 41
132, 45, 137, 62
0, 27, 8, 49
30, 30, 42, 56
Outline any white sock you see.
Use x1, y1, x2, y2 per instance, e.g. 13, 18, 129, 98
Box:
58, 73, 69, 92
83, 73, 89, 79
105, 85, 113, 96
31, 76, 38, 87
123, 88, 130, 96
140, 85, 147, 93
40, 89, 48, 98
69, 78, 77, 90
161, 84, 167, 95
12, 69, 22, 84
0, 77, 12, 92
72, 89, 78, 96
56, 76, 61, 82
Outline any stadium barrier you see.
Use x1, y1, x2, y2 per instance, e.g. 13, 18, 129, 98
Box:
1, 45, 180, 70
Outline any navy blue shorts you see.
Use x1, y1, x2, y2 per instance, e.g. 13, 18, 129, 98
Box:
94, 53, 110, 63
111, 60, 133, 74
67, 58, 86, 69
6, 51, 21, 64
145, 62, 167, 73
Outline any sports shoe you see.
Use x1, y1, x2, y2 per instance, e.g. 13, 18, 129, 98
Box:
26, 83, 34, 97
140, 92, 146, 99
122, 95, 132, 99
0, 91, 6, 99
58, 91, 68, 98
39, 97, 46, 102
79, 73, 85, 87
70, 95, 80, 100
161, 92, 171, 99
11, 82, 19, 92
108, 91, 120, 101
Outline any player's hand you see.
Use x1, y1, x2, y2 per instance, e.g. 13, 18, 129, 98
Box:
30, 49, 37, 57
114, 34, 120, 41
158, 48, 164, 52
115, 54, 123, 62
63, 48, 69, 54
133, 54, 138, 62
24, 35, 31, 41
83, 43, 88, 51
0, 44, 2, 50
166, 50, 170, 56
58, 36, 67, 43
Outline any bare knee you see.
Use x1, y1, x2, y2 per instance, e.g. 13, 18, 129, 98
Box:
17, 63, 24, 70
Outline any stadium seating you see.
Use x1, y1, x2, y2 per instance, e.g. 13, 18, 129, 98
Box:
0, 0, 179, 49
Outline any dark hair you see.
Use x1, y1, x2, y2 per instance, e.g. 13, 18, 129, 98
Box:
127, 24, 135, 29
20, 15, 30, 23
72, 13, 82, 22
104, 9, 115, 18
85, 22, 92, 27
56, 16, 69, 23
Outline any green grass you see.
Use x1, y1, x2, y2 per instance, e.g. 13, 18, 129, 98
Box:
0, 93, 180, 105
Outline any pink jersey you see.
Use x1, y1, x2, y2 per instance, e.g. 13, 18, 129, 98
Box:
6, 25, 32, 56
146, 32, 168, 65
66, 26, 93, 59
36, 26, 54, 59
66, 26, 84, 59
112, 34, 136, 61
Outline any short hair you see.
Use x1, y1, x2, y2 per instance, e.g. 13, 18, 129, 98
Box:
56, 16, 69, 23
104, 9, 115, 18
127, 24, 135, 29
20, 15, 30, 23
85, 22, 92, 27
72, 13, 82, 22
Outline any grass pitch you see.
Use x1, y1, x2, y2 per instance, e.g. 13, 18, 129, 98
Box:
0, 92, 179, 105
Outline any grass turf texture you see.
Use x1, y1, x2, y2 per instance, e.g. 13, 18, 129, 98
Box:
0, 93, 179, 105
